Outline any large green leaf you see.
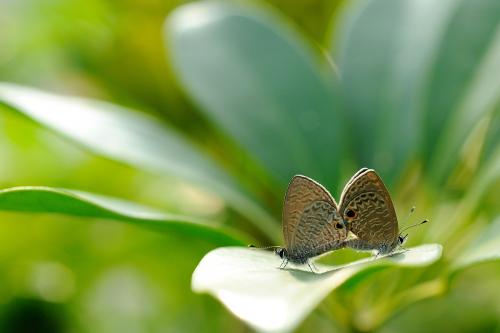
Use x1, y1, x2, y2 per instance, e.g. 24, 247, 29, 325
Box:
453, 216, 500, 271
331, 0, 455, 183
165, 1, 345, 191
0, 83, 279, 237
0, 186, 248, 246
331, 0, 500, 184
422, 0, 500, 181
192, 244, 442, 332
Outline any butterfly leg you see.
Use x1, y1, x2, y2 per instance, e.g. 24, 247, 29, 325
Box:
306, 260, 319, 273
279, 258, 289, 269
307, 261, 317, 273
311, 261, 319, 272
397, 244, 409, 253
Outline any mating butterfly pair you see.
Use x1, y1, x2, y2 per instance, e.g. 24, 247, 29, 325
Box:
275, 168, 419, 269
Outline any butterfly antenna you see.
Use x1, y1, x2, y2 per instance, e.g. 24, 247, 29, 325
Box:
400, 206, 416, 228
400, 220, 428, 233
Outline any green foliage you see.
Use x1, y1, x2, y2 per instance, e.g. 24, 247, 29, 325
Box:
166, 2, 344, 190
0, 186, 247, 246
0, 83, 276, 236
0, 0, 498, 332
192, 245, 442, 333
333, 0, 500, 184
453, 216, 500, 271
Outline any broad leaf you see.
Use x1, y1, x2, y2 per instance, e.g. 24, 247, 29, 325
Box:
192, 244, 442, 332
453, 216, 500, 271
0, 186, 249, 246
332, 0, 454, 183
166, 1, 345, 191
0, 83, 279, 237
331, 0, 500, 184
424, 0, 500, 182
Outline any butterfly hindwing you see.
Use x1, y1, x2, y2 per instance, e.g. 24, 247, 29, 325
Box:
339, 169, 399, 247
283, 175, 346, 258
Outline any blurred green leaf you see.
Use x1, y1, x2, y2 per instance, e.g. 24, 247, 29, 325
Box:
0, 83, 279, 237
0, 186, 248, 246
458, 144, 500, 224
423, 0, 500, 182
332, 0, 453, 182
165, 1, 345, 190
453, 216, 500, 271
481, 108, 500, 164
192, 244, 442, 333
331, 0, 500, 184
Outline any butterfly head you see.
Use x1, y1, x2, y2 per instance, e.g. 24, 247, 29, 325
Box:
398, 234, 408, 245
275, 247, 288, 259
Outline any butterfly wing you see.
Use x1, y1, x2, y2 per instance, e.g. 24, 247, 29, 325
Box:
339, 169, 398, 246
283, 175, 346, 259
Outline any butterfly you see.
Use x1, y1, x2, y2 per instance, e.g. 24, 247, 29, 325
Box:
275, 175, 347, 270
276, 168, 420, 270
337, 167, 408, 255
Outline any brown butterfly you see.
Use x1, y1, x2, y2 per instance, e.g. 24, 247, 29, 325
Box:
275, 175, 347, 270
338, 168, 405, 255
274, 168, 425, 270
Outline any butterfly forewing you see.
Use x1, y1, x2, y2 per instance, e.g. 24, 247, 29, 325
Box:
283, 176, 345, 258
339, 169, 398, 246
342, 167, 369, 195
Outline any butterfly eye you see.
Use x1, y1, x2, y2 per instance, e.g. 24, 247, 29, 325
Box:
275, 248, 286, 258
335, 223, 344, 229
346, 210, 356, 218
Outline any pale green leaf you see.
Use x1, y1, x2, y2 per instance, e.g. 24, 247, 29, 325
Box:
192, 244, 442, 332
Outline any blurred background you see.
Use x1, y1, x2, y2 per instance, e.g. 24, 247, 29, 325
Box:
0, 0, 498, 332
